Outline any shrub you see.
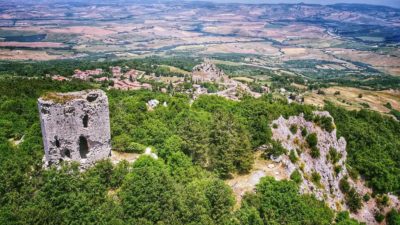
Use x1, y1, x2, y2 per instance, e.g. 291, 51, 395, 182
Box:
334, 165, 342, 175
358, 93, 363, 98
299, 162, 305, 172
301, 127, 308, 137
290, 170, 302, 184
126, 142, 147, 153
289, 150, 298, 163
360, 102, 370, 108
346, 188, 362, 213
335, 211, 361, 224
113, 134, 134, 152
363, 194, 371, 202
391, 109, 400, 120
375, 213, 385, 223
321, 116, 335, 132
202, 82, 219, 93
293, 137, 300, 145
266, 140, 288, 158
377, 194, 390, 207
272, 123, 278, 129
384, 102, 393, 109
306, 133, 318, 148
334, 91, 341, 96
289, 124, 298, 134
314, 116, 335, 132
311, 171, 321, 185
310, 146, 320, 158
339, 178, 350, 194
328, 147, 341, 164
346, 165, 359, 180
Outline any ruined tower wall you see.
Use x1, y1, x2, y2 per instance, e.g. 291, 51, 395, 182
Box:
38, 90, 111, 168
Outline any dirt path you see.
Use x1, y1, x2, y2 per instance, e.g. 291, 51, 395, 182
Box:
225, 152, 288, 207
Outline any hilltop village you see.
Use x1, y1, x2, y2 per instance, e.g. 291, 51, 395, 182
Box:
50, 60, 269, 101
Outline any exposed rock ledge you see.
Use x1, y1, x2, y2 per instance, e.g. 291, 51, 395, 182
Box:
272, 111, 347, 210
271, 111, 399, 225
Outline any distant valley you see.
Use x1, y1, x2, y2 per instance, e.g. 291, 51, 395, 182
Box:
0, 1, 399, 79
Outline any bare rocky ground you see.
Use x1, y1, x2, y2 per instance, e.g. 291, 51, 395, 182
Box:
110, 150, 140, 164
226, 151, 288, 208
110, 148, 158, 165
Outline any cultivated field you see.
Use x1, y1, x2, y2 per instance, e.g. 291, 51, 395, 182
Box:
0, 2, 399, 77
304, 86, 400, 114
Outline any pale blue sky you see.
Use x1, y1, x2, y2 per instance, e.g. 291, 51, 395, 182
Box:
203, 0, 400, 8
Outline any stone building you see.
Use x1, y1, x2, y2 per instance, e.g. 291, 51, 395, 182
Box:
192, 59, 229, 83
38, 90, 111, 168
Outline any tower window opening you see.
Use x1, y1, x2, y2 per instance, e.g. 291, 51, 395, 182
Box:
83, 114, 89, 128
63, 149, 71, 158
79, 136, 89, 159
55, 136, 60, 148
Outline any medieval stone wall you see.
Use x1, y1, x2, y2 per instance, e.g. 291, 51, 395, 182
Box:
38, 90, 111, 168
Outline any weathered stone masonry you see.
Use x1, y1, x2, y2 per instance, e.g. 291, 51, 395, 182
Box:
38, 90, 111, 168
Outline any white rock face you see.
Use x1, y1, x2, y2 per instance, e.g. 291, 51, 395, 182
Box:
270, 111, 400, 224
38, 90, 111, 169
271, 111, 347, 210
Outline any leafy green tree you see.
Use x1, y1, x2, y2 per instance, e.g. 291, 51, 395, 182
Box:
175, 110, 211, 166
112, 133, 134, 152
326, 103, 400, 193
241, 176, 334, 225
387, 209, 400, 225
166, 151, 209, 184
236, 98, 272, 148
126, 142, 146, 153
209, 111, 253, 178
182, 178, 234, 225
119, 156, 182, 224
235, 206, 263, 225
159, 135, 183, 159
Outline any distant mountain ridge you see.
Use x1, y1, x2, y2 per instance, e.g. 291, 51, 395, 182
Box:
4, 0, 400, 9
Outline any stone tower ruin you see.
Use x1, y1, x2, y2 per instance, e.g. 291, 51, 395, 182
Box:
38, 90, 111, 168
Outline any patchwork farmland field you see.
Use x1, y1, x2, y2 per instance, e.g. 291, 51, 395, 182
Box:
0, 1, 399, 79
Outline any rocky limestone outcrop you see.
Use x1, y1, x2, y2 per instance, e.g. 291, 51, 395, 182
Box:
271, 111, 400, 225
271, 111, 347, 210
38, 90, 111, 169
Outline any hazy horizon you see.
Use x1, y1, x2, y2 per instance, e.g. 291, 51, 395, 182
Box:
201, 0, 400, 8
7, 0, 400, 8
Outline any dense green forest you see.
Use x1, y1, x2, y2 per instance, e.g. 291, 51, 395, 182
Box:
0, 78, 399, 224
